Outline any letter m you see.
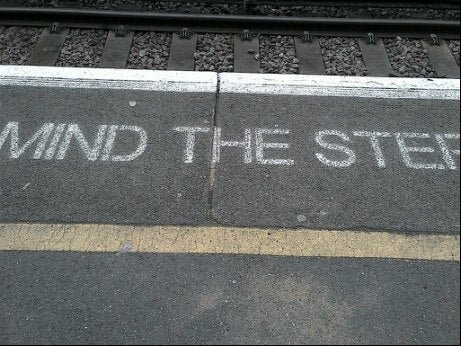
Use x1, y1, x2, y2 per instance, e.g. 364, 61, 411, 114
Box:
0, 122, 54, 159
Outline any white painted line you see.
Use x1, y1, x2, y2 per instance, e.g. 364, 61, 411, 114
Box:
1, 66, 459, 100
0, 65, 217, 93
219, 73, 460, 100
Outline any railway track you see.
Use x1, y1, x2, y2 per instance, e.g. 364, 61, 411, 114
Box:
0, 1, 459, 77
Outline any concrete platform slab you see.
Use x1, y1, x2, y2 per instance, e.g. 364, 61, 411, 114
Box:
0, 66, 217, 225
212, 74, 460, 232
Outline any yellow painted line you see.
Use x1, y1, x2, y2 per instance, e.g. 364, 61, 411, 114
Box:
0, 223, 459, 261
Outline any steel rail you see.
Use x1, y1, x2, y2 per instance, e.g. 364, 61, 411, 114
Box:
0, 7, 459, 38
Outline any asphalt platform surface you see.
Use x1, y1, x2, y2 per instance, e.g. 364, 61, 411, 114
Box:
0, 70, 459, 344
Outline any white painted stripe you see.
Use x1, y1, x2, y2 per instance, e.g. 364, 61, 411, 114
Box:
219, 73, 460, 100
0, 65, 217, 93
1, 66, 459, 100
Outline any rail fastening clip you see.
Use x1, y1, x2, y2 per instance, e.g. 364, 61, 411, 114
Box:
115, 25, 127, 37
430, 34, 440, 46
241, 29, 252, 41
300, 31, 313, 43
367, 32, 376, 45
179, 27, 192, 39
50, 22, 61, 34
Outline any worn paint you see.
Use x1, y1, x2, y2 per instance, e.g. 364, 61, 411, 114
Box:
0, 223, 458, 261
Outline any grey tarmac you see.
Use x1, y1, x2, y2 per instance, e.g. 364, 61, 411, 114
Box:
0, 252, 459, 345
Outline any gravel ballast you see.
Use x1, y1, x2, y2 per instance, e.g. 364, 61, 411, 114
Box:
0, 26, 41, 65
22, 0, 459, 19
384, 37, 437, 78
194, 34, 233, 72
23, 0, 58, 7
259, 35, 298, 74
319, 37, 367, 76
23, 0, 240, 13
127, 32, 171, 70
85, 1, 240, 14
145, 2, 239, 14
55, 29, 106, 67
0, 22, 458, 78
252, 5, 459, 20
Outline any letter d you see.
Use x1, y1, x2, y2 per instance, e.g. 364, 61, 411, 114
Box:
100, 125, 147, 162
